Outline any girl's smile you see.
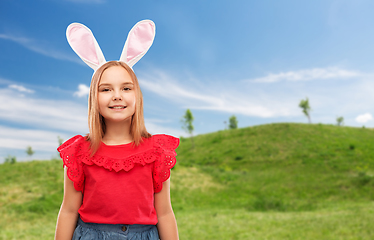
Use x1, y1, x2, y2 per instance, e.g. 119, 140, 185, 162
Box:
109, 105, 127, 111
98, 66, 136, 123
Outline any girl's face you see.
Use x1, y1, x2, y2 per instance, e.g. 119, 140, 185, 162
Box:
97, 66, 136, 124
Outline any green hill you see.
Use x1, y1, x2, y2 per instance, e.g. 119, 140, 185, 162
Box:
175, 123, 374, 210
1, 123, 374, 239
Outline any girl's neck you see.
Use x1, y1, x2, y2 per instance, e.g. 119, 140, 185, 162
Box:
102, 119, 133, 145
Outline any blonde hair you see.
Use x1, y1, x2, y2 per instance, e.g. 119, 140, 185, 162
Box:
87, 61, 151, 155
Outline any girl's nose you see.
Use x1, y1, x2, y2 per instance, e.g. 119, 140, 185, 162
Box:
113, 96, 122, 100
112, 91, 122, 101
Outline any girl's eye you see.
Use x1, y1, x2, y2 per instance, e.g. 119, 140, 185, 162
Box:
100, 88, 110, 92
123, 87, 131, 91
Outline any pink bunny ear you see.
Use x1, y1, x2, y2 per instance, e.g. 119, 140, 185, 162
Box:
66, 23, 106, 70
119, 20, 156, 67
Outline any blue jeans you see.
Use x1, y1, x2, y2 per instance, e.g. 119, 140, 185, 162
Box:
72, 217, 160, 240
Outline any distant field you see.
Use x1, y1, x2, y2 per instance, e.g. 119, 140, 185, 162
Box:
1, 123, 374, 239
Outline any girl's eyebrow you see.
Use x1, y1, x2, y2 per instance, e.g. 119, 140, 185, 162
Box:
99, 82, 134, 87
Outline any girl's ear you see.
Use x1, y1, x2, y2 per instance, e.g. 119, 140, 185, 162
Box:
66, 23, 106, 70
119, 20, 156, 68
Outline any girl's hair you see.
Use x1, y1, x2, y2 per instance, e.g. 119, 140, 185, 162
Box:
87, 61, 151, 155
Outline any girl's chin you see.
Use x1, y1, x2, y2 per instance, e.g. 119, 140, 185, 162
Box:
104, 117, 133, 124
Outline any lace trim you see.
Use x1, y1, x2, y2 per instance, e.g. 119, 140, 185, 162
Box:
79, 147, 160, 172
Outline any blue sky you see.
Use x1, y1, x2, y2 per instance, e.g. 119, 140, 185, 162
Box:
1, 0, 374, 161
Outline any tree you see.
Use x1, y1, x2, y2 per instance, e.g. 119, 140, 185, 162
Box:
26, 146, 34, 158
336, 116, 344, 126
181, 109, 194, 146
299, 98, 311, 123
229, 115, 238, 129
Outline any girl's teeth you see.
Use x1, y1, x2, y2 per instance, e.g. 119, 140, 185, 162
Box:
113, 107, 123, 109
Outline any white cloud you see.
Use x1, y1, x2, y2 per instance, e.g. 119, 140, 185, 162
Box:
355, 113, 373, 123
145, 120, 185, 137
139, 70, 292, 118
0, 88, 88, 133
0, 126, 69, 151
0, 33, 82, 64
250, 67, 360, 83
74, 84, 90, 97
8, 84, 34, 93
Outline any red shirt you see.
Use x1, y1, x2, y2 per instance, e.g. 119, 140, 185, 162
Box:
57, 134, 179, 225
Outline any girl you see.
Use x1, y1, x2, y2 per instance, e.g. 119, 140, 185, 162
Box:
55, 20, 179, 240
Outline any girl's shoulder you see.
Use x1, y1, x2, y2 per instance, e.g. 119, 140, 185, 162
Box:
57, 135, 90, 156
146, 134, 180, 151
58, 134, 88, 147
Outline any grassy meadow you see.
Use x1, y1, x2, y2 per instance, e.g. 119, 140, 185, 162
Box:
1, 123, 374, 239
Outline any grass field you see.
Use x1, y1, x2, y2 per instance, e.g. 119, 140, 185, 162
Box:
1, 123, 374, 239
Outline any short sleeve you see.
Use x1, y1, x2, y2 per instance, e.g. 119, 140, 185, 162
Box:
152, 134, 179, 193
57, 135, 86, 192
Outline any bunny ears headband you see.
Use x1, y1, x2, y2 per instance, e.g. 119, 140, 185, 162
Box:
66, 20, 156, 71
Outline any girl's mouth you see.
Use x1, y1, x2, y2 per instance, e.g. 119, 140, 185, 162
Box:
109, 106, 126, 109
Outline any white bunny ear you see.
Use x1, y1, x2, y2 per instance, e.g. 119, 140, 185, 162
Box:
66, 23, 106, 71
119, 20, 156, 67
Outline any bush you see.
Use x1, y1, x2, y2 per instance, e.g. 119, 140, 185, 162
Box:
4, 155, 17, 164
